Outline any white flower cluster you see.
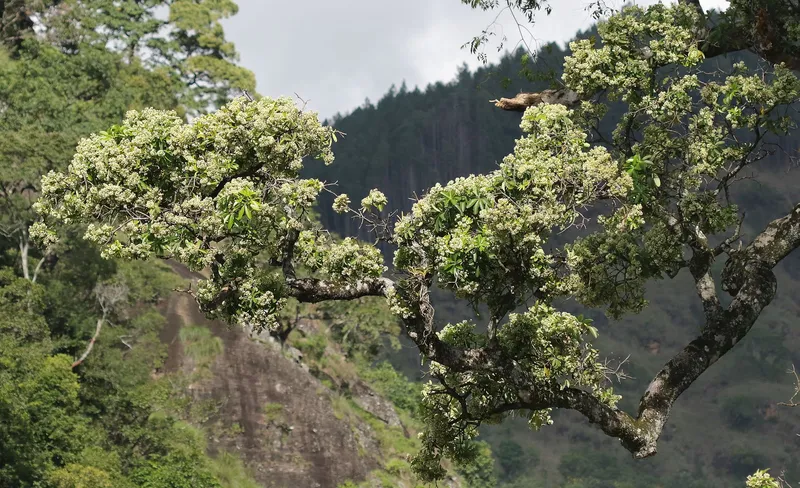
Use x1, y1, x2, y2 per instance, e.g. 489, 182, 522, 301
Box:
392, 103, 629, 306
34, 96, 337, 330
295, 232, 387, 282
563, 4, 703, 99
360, 188, 387, 212
745, 470, 781, 488
385, 287, 415, 320
332, 194, 350, 214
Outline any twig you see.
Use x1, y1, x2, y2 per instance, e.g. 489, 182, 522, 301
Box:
778, 364, 799, 407
72, 316, 105, 368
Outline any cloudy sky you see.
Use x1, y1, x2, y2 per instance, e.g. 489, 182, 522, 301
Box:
222, 0, 729, 120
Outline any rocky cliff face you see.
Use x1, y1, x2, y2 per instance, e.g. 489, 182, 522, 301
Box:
157, 264, 391, 488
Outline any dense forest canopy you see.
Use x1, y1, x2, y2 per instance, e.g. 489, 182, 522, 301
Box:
0, 1, 262, 487
3, 0, 800, 487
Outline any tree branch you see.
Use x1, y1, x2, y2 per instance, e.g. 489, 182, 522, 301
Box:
482, 202, 800, 460
72, 315, 104, 369
713, 212, 746, 257
723, 203, 800, 296
618, 202, 800, 457
285, 276, 394, 302
19, 231, 30, 281
72, 282, 129, 369
30, 248, 52, 284
492, 88, 580, 112
281, 272, 490, 373
688, 249, 722, 323
778, 364, 799, 408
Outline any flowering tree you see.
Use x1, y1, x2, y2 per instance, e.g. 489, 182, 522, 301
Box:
32, 2, 800, 481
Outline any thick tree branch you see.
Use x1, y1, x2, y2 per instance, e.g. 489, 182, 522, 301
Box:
688, 249, 722, 323
492, 88, 580, 111
620, 202, 800, 457
632, 257, 777, 449
286, 276, 394, 302
513, 385, 650, 455
740, 203, 800, 268
723, 203, 800, 295
478, 202, 800, 460
282, 272, 490, 373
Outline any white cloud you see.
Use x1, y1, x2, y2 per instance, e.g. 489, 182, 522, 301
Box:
223, 0, 729, 119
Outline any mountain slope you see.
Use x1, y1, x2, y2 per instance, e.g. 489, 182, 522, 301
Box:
160, 264, 379, 487
161, 263, 466, 488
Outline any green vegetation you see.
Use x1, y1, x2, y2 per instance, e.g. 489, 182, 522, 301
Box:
0, 1, 259, 487
35, 2, 800, 482
0, 251, 261, 487
180, 326, 225, 377
3, 0, 800, 487
316, 41, 800, 484
263, 402, 284, 423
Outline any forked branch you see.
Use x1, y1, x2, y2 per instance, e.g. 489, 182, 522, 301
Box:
269, 201, 800, 459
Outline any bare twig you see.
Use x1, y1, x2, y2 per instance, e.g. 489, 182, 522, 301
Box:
778, 364, 800, 407
602, 354, 633, 383
72, 282, 129, 369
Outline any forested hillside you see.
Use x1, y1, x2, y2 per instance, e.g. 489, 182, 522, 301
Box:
304, 43, 800, 487
0, 2, 441, 487
5, 1, 800, 488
